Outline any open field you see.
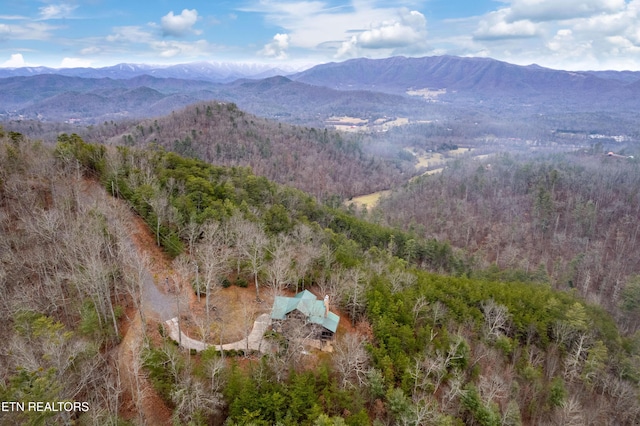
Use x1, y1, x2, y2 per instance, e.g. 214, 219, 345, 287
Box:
409, 168, 444, 182
346, 189, 391, 209
403, 148, 446, 170
347, 148, 485, 207
326, 115, 412, 132
449, 147, 474, 156
406, 87, 447, 100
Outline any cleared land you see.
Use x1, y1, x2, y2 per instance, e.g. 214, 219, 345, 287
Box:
326, 116, 411, 132
405, 88, 446, 100
346, 148, 482, 208
347, 189, 392, 209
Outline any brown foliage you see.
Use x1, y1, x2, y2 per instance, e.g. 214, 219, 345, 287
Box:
101, 102, 411, 199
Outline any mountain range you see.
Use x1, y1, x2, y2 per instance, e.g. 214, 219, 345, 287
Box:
1, 55, 640, 125
292, 56, 640, 95
0, 61, 303, 82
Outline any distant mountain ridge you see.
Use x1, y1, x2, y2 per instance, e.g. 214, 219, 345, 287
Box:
0, 74, 222, 121
0, 61, 303, 83
0, 72, 426, 123
291, 55, 640, 97
2, 55, 640, 124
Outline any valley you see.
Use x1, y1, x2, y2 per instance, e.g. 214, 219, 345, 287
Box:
347, 149, 449, 209
1, 54, 640, 425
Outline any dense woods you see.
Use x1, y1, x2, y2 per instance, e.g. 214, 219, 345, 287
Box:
3, 130, 634, 424
374, 153, 640, 327
101, 101, 414, 201
0, 130, 137, 424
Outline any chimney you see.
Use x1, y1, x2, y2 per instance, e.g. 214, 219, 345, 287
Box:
323, 295, 329, 318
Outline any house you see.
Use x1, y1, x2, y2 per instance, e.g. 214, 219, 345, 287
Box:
270, 290, 340, 341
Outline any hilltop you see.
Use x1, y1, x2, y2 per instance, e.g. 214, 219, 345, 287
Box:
94, 101, 414, 200
2, 131, 638, 424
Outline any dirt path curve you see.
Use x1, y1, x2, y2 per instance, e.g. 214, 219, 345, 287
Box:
136, 255, 177, 322
164, 313, 272, 353
80, 178, 274, 423
117, 313, 173, 426
79, 179, 174, 425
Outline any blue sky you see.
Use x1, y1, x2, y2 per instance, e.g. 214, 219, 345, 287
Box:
1, 0, 640, 70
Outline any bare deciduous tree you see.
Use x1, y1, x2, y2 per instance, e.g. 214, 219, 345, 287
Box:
171, 372, 222, 424
481, 299, 510, 341
197, 221, 232, 322
265, 234, 294, 297
268, 316, 314, 383
478, 374, 508, 405
290, 224, 322, 292
235, 218, 268, 301
122, 246, 150, 333
333, 333, 371, 390
340, 267, 367, 326
387, 267, 416, 293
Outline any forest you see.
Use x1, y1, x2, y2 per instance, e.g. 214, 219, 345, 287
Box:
92, 101, 415, 202
373, 152, 640, 325
2, 127, 639, 425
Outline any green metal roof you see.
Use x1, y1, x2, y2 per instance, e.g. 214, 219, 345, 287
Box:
271, 290, 340, 333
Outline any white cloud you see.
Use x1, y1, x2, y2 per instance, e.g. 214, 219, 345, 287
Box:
1, 53, 26, 67
161, 9, 200, 37
150, 39, 211, 58
506, 0, 626, 22
60, 57, 93, 68
107, 26, 154, 44
458, 0, 640, 69
474, 9, 540, 40
0, 24, 11, 41
336, 9, 427, 58
101, 21, 213, 62
259, 33, 290, 59
80, 46, 102, 55
606, 35, 640, 54
546, 29, 573, 52
0, 22, 59, 41
544, 29, 596, 66
540, 1, 640, 68
39, 4, 77, 20
627, 27, 640, 46
241, 1, 328, 19
0, 15, 28, 20
571, 2, 640, 43
242, 1, 429, 59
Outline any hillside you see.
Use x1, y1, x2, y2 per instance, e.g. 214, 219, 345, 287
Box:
0, 72, 428, 125
0, 131, 146, 424
76, 134, 640, 424
0, 74, 221, 122
292, 55, 635, 96
373, 152, 640, 322
2, 130, 640, 424
3, 53, 640, 425
291, 56, 640, 117
100, 101, 414, 200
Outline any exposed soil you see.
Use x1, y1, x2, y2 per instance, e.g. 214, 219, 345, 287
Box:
181, 284, 275, 345
80, 178, 357, 424
80, 179, 175, 425
117, 312, 173, 426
